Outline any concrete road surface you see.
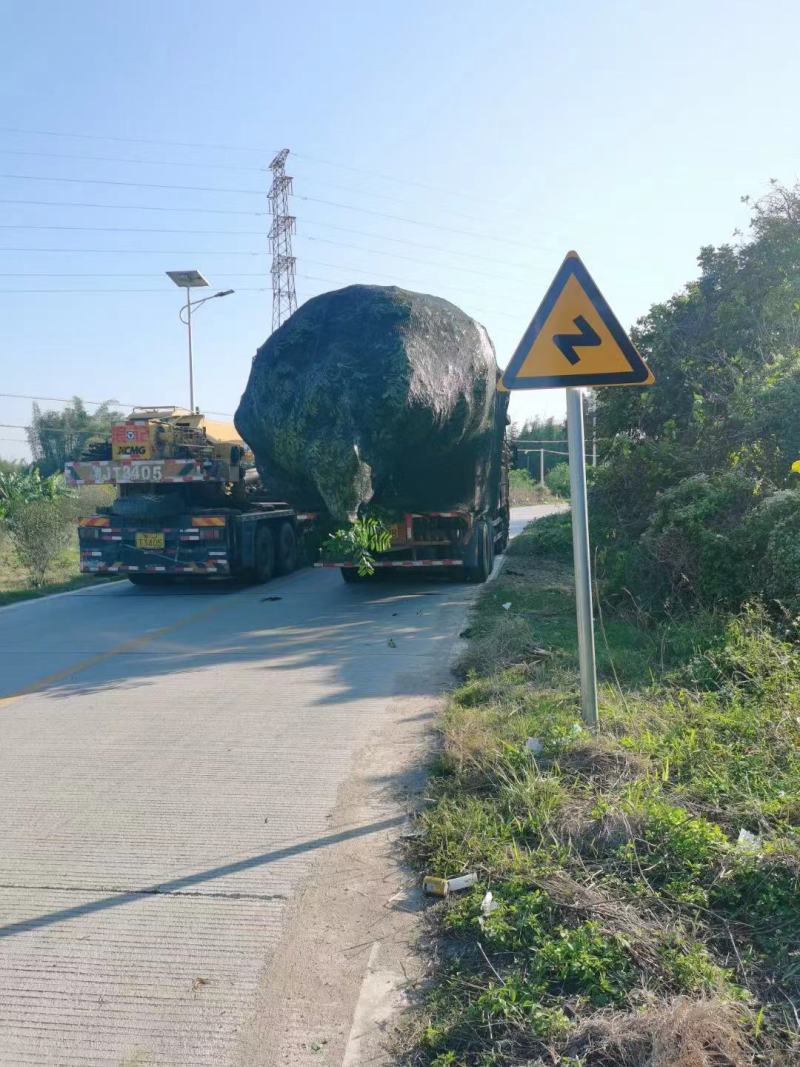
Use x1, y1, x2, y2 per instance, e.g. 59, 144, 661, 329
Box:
0, 505, 561, 1066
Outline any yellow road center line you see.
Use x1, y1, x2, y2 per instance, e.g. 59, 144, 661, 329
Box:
0, 599, 233, 707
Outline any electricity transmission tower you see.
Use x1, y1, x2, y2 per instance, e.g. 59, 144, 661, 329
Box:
267, 148, 297, 332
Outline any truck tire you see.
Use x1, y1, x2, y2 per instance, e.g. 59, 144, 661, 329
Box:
495, 512, 510, 554
275, 521, 297, 575
254, 525, 275, 583
464, 521, 493, 584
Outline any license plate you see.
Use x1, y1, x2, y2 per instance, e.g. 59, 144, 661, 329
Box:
135, 533, 165, 549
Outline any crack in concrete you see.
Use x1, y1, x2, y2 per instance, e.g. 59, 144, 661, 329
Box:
0, 882, 288, 903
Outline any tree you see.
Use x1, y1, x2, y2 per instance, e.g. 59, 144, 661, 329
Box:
3, 497, 78, 587
27, 397, 123, 477
596, 180, 800, 474
514, 416, 566, 443
512, 416, 568, 482
589, 180, 800, 610
1, 468, 77, 587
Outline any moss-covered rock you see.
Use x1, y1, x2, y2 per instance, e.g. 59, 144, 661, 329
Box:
235, 284, 507, 521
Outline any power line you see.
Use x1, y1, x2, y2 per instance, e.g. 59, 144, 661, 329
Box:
297, 194, 532, 248
0, 246, 266, 255
0, 287, 268, 293
0, 125, 270, 155
0, 197, 547, 265
0, 271, 520, 317
0, 147, 529, 225
303, 219, 545, 267
0, 172, 534, 249
0, 224, 265, 235
0, 273, 522, 322
0, 171, 264, 195
0, 126, 524, 211
0, 219, 546, 271
0, 147, 267, 174
0, 227, 537, 284
0, 197, 266, 216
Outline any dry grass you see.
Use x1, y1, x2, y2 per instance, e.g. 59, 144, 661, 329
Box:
552, 738, 652, 786
457, 613, 551, 677
567, 998, 752, 1067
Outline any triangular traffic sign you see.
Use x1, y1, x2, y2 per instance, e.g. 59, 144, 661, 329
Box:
502, 252, 655, 389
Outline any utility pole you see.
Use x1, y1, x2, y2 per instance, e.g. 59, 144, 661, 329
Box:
540, 448, 545, 487
268, 149, 297, 333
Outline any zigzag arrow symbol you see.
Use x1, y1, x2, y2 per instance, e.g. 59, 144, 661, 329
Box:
552, 315, 601, 366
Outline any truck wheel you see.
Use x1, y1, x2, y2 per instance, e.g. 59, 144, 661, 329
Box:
464, 521, 493, 584
275, 521, 297, 575
494, 510, 510, 554
254, 525, 275, 583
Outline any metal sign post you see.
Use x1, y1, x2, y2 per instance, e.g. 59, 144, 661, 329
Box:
502, 251, 655, 733
566, 388, 598, 729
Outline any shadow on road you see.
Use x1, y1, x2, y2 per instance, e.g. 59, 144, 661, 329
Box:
4, 566, 477, 707
0, 814, 406, 939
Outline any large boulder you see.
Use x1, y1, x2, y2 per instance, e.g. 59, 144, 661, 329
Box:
235, 284, 508, 521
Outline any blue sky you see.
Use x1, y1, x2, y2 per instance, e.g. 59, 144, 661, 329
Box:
1, 0, 797, 460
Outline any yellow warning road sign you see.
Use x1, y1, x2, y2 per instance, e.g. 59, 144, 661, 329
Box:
502, 251, 655, 390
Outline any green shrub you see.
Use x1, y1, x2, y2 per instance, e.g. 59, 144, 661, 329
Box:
545, 462, 571, 498
616, 797, 728, 893
512, 511, 572, 560
639, 471, 761, 607
763, 501, 800, 608
589, 437, 694, 548
529, 920, 636, 1006
3, 496, 79, 587
472, 978, 571, 1035
319, 515, 391, 575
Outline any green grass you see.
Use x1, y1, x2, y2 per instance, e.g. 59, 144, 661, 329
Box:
405, 520, 800, 1066
0, 531, 119, 607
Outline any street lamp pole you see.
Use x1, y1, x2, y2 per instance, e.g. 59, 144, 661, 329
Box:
185, 287, 195, 412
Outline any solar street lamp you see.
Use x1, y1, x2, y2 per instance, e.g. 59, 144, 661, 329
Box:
166, 270, 234, 412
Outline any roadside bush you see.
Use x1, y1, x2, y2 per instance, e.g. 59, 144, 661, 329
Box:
3, 496, 79, 587
545, 462, 571, 498
639, 471, 761, 607
589, 438, 694, 549
762, 499, 800, 609
514, 510, 573, 560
